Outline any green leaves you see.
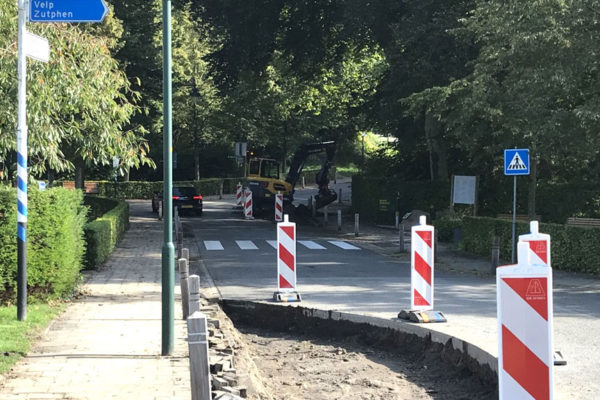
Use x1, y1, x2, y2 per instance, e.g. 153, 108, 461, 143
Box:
0, 0, 152, 179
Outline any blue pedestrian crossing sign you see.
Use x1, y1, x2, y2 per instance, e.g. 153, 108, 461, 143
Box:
504, 149, 530, 175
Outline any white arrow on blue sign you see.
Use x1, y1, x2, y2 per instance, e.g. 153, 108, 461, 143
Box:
504, 149, 530, 176
29, 0, 108, 23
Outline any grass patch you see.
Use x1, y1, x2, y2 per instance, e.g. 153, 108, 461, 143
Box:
0, 303, 65, 374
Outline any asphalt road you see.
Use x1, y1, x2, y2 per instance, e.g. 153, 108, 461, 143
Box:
183, 196, 600, 400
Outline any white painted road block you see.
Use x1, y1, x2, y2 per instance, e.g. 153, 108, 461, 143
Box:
235, 182, 243, 206
274, 214, 301, 302
497, 242, 554, 400
274, 192, 283, 222
411, 216, 434, 310
244, 188, 253, 219
519, 221, 551, 267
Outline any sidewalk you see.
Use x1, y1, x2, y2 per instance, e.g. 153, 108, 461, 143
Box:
0, 201, 189, 400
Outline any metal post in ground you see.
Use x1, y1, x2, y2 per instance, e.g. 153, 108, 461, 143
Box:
181, 248, 189, 264
16, 0, 27, 321
161, 0, 175, 355
189, 275, 201, 315
354, 213, 359, 237
302, 176, 305, 189
179, 258, 189, 319
337, 210, 342, 232
395, 211, 399, 229
491, 236, 500, 274
188, 312, 211, 400
338, 188, 342, 204
323, 205, 328, 225
399, 223, 405, 252
311, 197, 316, 218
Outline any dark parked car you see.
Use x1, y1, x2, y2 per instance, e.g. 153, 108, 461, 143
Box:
173, 186, 203, 216
151, 186, 203, 216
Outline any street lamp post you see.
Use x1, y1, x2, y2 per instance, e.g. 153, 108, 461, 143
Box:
161, 0, 175, 356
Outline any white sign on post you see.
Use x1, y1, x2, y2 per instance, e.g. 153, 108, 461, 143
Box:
452, 175, 477, 205
24, 31, 50, 63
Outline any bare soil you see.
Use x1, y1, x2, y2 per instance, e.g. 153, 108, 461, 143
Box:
235, 323, 496, 400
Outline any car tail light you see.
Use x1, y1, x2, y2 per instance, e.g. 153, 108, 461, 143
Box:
193, 195, 202, 200
172, 196, 180, 200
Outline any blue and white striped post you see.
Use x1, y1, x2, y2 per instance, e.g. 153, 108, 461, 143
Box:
16, 0, 28, 321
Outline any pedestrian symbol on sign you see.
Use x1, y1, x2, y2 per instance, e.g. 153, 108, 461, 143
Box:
507, 153, 527, 171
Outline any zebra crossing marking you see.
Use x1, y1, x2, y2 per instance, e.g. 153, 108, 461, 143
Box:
204, 241, 224, 251
236, 240, 258, 250
203, 239, 362, 251
328, 240, 361, 250
298, 240, 326, 250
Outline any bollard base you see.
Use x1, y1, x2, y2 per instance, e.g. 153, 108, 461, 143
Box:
273, 291, 302, 303
398, 309, 447, 323
554, 350, 567, 366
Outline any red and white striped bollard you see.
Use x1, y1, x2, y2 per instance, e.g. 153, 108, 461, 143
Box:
519, 221, 550, 267
497, 242, 554, 400
244, 188, 254, 219
398, 215, 446, 323
273, 214, 301, 302
274, 191, 283, 222
235, 182, 243, 207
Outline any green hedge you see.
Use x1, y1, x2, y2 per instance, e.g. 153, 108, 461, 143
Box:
461, 216, 600, 275
84, 197, 129, 269
65, 178, 245, 199
352, 175, 450, 223
433, 218, 464, 242
0, 187, 87, 304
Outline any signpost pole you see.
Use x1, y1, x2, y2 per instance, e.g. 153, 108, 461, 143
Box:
16, 0, 28, 321
161, 0, 174, 355
511, 176, 517, 263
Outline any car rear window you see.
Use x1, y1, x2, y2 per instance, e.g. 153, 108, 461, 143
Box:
173, 187, 197, 197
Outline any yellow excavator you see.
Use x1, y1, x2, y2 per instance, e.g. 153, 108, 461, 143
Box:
246, 141, 337, 215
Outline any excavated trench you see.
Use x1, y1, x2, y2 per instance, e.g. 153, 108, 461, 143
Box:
219, 300, 497, 400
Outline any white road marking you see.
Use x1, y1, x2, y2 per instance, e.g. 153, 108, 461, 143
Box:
204, 241, 224, 251
328, 241, 361, 250
266, 240, 278, 249
298, 240, 326, 250
236, 240, 258, 250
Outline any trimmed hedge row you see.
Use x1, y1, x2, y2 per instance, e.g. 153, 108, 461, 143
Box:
0, 187, 87, 304
455, 216, 600, 275
352, 175, 451, 222
84, 197, 129, 269
90, 178, 245, 199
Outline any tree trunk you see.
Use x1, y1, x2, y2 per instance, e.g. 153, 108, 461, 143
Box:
123, 167, 130, 182
194, 149, 200, 181
528, 154, 537, 219
424, 112, 449, 181
74, 160, 85, 189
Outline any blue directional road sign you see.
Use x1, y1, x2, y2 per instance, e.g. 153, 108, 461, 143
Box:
504, 149, 530, 175
29, 0, 108, 23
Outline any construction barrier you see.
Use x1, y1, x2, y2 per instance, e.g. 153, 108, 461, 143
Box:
273, 214, 301, 302
244, 188, 253, 219
411, 215, 434, 310
519, 220, 550, 267
398, 215, 446, 323
497, 242, 553, 400
274, 192, 283, 222
235, 182, 243, 206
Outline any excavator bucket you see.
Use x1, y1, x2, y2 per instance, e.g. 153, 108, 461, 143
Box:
314, 188, 338, 209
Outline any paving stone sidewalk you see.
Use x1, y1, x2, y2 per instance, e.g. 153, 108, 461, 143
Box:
0, 201, 189, 400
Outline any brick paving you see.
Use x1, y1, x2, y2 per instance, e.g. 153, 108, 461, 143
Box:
0, 201, 190, 400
